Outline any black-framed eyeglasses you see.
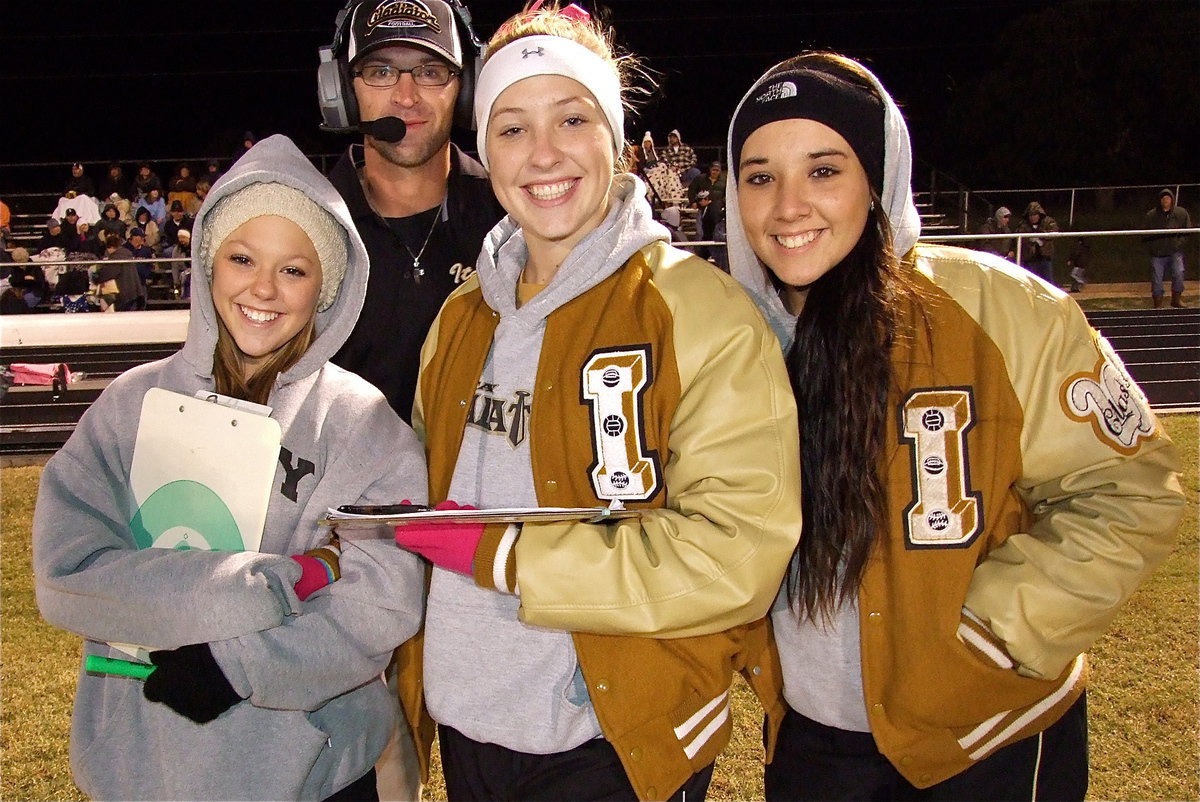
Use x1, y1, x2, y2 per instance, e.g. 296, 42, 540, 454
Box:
354, 63, 460, 88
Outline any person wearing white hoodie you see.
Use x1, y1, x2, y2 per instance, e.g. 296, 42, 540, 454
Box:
725, 52, 1184, 800
389, 5, 801, 801
34, 134, 428, 801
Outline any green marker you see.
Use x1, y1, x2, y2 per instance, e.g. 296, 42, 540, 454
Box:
85, 654, 156, 680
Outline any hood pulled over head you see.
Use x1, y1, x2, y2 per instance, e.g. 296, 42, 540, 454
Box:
182, 134, 369, 384
723, 55, 921, 348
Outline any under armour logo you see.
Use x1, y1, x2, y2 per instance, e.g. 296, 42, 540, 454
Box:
522, 47, 545, 58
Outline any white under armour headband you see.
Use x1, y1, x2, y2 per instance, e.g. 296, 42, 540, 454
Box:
474, 34, 624, 172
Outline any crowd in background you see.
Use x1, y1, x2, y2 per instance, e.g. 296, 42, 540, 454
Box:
0, 132, 260, 313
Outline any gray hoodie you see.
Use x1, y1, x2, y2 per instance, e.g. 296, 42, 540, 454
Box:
33, 135, 428, 801
724, 62, 923, 731
422, 173, 672, 754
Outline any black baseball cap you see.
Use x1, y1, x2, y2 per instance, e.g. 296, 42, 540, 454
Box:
348, 0, 463, 69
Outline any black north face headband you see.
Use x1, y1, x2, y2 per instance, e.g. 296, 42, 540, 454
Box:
731, 69, 885, 193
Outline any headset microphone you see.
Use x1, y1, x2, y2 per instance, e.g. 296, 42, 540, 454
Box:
317, 116, 407, 142
358, 117, 407, 142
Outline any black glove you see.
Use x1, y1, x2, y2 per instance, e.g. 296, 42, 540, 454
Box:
143, 643, 242, 724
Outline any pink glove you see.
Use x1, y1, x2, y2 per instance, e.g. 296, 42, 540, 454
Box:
290, 541, 341, 601
394, 500, 485, 577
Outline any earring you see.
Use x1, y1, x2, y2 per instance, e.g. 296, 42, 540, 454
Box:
869, 200, 876, 212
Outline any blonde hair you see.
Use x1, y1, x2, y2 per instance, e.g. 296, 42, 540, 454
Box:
485, 3, 653, 172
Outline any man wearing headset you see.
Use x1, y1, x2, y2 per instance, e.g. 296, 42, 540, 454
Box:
321, 0, 503, 425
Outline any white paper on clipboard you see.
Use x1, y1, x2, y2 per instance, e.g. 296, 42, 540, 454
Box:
128, 387, 281, 553
112, 388, 282, 661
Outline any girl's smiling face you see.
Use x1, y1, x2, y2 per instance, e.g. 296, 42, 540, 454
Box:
737, 118, 871, 311
485, 74, 615, 274
210, 215, 322, 380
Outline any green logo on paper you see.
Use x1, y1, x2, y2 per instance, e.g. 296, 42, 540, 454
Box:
129, 480, 245, 550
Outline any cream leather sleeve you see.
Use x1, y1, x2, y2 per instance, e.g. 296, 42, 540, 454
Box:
513, 261, 802, 638
935, 248, 1186, 679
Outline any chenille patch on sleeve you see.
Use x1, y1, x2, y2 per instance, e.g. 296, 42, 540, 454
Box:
1060, 335, 1156, 455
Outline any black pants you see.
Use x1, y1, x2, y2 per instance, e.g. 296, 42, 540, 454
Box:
439, 724, 715, 801
764, 694, 1088, 801
322, 769, 378, 802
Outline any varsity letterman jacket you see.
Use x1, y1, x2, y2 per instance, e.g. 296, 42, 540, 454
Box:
747, 244, 1186, 788
723, 61, 1184, 788
399, 177, 801, 800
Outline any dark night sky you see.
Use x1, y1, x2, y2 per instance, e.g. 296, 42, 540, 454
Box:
2, 1, 1194, 190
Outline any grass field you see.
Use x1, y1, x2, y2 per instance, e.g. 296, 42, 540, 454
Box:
2, 414, 1196, 801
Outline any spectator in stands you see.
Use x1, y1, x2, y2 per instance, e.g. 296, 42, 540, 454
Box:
95, 202, 128, 241
97, 163, 131, 201
36, 218, 70, 254
60, 207, 81, 240
127, 227, 155, 285
640, 131, 659, 170
52, 190, 101, 226
5, 247, 45, 310
142, 187, 168, 227
233, 130, 257, 163
67, 220, 104, 257
1014, 200, 1059, 284
54, 266, 93, 312
98, 233, 147, 311
664, 128, 700, 184
133, 162, 163, 199
134, 206, 162, 252
688, 160, 727, 257
169, 163, 197, 195
162, 200, 194, 248
202, 159, 224, 186
978, 206, 1015, 260
0, 197, 10, 235
1144, 188, 1191, 308
168, 163, 199, 215
167, 227, 192, 296
65, 162, 96, 198
187, 179, 211, 217
640, 130, 688, 206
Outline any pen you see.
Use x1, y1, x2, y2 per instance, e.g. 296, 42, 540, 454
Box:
85, 654, 156, 680
335, 503, 432, 515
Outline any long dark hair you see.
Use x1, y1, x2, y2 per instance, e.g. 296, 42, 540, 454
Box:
772, 53, 917, 623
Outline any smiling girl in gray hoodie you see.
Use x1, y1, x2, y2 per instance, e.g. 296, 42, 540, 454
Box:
34, 134, 427, 801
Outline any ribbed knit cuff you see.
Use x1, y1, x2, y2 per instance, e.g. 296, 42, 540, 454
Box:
472, 523, 521, 594
957, 607, 1016, 670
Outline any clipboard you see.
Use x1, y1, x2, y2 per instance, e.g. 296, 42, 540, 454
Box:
114, 388, 281, 661
128, 387, 281, 552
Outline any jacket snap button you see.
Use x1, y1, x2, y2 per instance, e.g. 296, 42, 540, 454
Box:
544, 383, 553, 391
459, 400, 467, 407
629, 747, 643, 761
595, 680, 610, 692
919, 774, 931, 784
900, 756, 913, 767
871, 702, 884, 714
545, 480, 558, 492
868, 611, 883, 623
646, 788, 656, 798
752, 665, 762, 675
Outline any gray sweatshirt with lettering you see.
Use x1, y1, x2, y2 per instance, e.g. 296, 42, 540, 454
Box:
33, 135, 428, 801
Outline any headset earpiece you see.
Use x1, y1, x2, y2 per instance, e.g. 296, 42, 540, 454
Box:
317, 2, 359, 132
